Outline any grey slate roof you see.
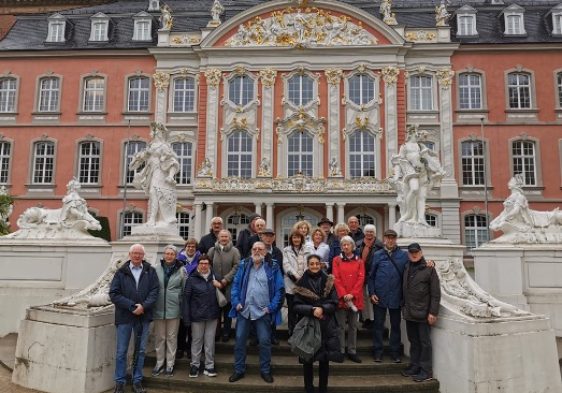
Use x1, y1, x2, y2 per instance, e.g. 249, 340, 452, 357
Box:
1, 0, 562, 50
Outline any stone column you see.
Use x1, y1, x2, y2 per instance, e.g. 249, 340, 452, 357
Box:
204, 69, 222, 176
336, 203, 346, 224
153, 71, 170, 124
325, 203, 334, 222
325, 69, 343, 177
382, 66, 399, 166
265, 203, 274, 227
255, 203, 262, 218
205, 201, 214, 229
259, 69, 277, 175
193, 202, 203, 240
387, 202, 397, 228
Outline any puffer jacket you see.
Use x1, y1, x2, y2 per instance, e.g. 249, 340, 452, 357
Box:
182, 269, 222, 325
283, 244, 312, 295
332, 253, 365, 310
153, 259, 186, 320
402, 258, 441, 322
293, 271, 341, 363
208, 241, 240, 302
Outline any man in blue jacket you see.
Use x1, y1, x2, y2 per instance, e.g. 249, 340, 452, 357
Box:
368, 229, 408, 364
109, 243, 159, 393
228, 241, 285, 384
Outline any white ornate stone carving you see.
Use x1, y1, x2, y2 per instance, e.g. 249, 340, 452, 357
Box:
159, 4, 173, 30
328, 157, 342, 177
53, 257, 126, 308
435, 0, 450, 27
6, 178, 102, 240
389, 125, 446, 235
382, 66, 400, 85
380, 0, 397, 26
129, 122, 179, 236
226, 7, 376, 48
152, 71, 170, 90
259, 68, 277, 88
436, 258, 530, 319
325, 69, 343, 86
0, 185, 13, 233
197, 157, 213, 177
208, 0, 224, 27
436, 67, 454, 89
221, 70, 260, 140
258, 157, 272, 177
276, 107, 326, 144
205, 68, 222, 89
489, 174, 562, 244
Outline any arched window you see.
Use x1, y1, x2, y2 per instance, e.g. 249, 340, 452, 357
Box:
0, 77, 17, 112
38, 77, 60, 112
461, 140, 485, 186
287, 131, 313, 176
512, 140, 536, 186
172, 76, 195, 112
83, 76, 105, 112
228, 75, 254, 107
32, 141, 55, 184
0, 141, 11, 184
287, 74, 314, 106
121, 211, 143, 237
78, 141, 101, 184
464, 214, 489, 248
127, 76, 150, 112
348, 74, 375, 105
458, 73, 482, 110
227, 131, 252, 178
507, 72, 531, 109
124, 141, 146, 184
172, 142, 193, 185
349, 130, 375, 178
176, 212, 190, 239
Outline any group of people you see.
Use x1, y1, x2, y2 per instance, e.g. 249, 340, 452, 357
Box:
108, 214, 441, 393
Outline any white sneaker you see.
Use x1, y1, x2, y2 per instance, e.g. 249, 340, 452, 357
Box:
203, 368, 217, 377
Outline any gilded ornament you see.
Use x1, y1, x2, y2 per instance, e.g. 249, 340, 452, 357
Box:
381, 66, 399, 85
153, 71, 170, 90
405, 31, 437, 42
325, 69, 343, 86
436, 68, 455, 89
259, 69, 277, 88
205, 69, 222, 88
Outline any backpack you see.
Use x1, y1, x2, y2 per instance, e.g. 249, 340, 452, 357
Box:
288, 316, 322, 362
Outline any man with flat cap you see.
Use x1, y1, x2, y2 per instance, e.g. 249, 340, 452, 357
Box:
402, 243, 441, 382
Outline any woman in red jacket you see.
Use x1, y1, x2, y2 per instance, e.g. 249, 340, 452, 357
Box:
332, 235, 365, 363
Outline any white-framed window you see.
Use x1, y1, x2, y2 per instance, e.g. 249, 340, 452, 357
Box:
553, 12, 562, 35
287, 74, 314, 107
464, 214, 489, 248
0, 77, 17, 112
287, 131, 313, 176
349, 130, 375, 178
348, 74, 375, 106
0, 142, 11, 184
176, 212, 190, 239
32, 141, 55, 184
133, 17, 152, 41
121, 211, 143, 237
46, 14, 66, 43
83, 76, 105, 112
457, 14, 477, 36
38, 76, 60, 112
78, 141, 101, 185
172, 77, 195, 112
507, 72, 531, 109
227, 130, 252, 178
124, 141, 146, 184
228, 75, 254, 107
458, 73, 482, 110
557, 72, 562, 107
409, 75, 433, 111
89, 13, 109, 42
127, 76, 150, 112
461, 140, 485, 186
172, 142, 192, 185
504, 13, 525, 35
512, 140, 536, 186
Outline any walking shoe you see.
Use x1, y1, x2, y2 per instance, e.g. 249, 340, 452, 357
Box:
151, 365, 164, 376
261, 373, 274, 383
132, 382, 146, 393
165, 366, 174, 376
392, 356, 402, 364
413, 370, 433, 382
229, 372, 245, 382
113, 383, 125, 393
401, 365, 420, 377
347, 353, 362, 363
204, 368, 217, 377
373, 354, 382, 363
189, 365, 199, 378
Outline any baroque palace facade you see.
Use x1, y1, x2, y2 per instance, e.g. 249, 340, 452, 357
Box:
0, 0, 561, 251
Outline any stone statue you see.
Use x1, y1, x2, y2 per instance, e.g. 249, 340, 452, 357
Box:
489, 174, 562, 244
197, 157, 213, 177
389, 126, 445, 227
436, 258, 530, 319
329, 157, 342, 177
435, 0, 450, 27
258, 157, 271, 177
6, 178, 102, 240
129, 122, 179, 231
159, 4, 173, 30
379, 0, 397, 26
53, 257, 126, 308
210, 0, 224, 24
0, 185, 13, 235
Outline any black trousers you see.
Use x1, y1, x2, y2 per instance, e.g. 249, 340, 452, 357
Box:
303, 360, 329, 393
286, 293, 297, 336
405, 320, 433, 373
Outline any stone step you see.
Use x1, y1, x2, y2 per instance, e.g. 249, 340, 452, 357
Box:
143, 367, 440, 393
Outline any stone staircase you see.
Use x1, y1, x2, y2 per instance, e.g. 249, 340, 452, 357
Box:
143, 329, 440, 393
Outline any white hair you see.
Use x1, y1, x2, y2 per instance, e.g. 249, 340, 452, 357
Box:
363, 224, 376, 234
163, 244, 177, 254
339, 235, 356, 250
129, 243, 145, 253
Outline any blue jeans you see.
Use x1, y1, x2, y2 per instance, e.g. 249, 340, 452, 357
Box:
373, 306, 401, 357
234, 313, 272, 375
114, 321, 151, 384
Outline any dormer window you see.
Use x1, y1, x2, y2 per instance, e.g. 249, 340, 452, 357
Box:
456, 5, 477, 37
502, 5, 526, 36
89, 12, 109, 42
46, 13, 66, 43
549, 4, 562, 36
133, 12, 152, 41
148, 0, 160, 12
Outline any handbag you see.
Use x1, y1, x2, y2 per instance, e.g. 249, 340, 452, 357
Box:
288, 316, 322, 362
213, 274, 228, 308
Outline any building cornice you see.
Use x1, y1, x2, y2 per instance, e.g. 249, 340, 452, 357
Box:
0, 49, 151, 58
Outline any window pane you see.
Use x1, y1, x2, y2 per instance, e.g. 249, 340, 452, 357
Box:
349, 130, 375, 178
176, 212, 190, 239
287, 131, 313, 176
124, 141, 146, 184
288, 75, 314, 106
464, 214, 489, 248
512, 140, 536, 186
83, 77, 105, 112
227, 131, 252, 178
508, 73, 531, 109
0, 78, 17, 112
410, 75, 433, 111
38, 77, 60, 112
0, 142, 11, 183
127, 76, 149, 112
32, 141, 55, 184
78, 141, 100, 184
348, 74, 375, 106
122, 211, 143, 237
459, 73, 482, 110
461, 140, 485, 186
172, 142, 192, 185
229, 75, 254, 106
173, 77, 195, 112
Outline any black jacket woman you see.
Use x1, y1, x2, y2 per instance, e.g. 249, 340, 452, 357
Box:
293, 254, 343, 393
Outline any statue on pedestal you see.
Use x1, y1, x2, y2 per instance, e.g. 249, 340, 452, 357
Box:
159, 4, 173, 30
435, 0, 450, 27
489, 174, 562, 243
208, 0, 224, 27
379, 0, 397, 26
0, 185, 13, 235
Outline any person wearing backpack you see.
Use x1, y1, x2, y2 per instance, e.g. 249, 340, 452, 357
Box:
293, 254, 343, 393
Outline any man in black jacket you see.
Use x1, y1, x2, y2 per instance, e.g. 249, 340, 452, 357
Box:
198, 216, 223, 254
109, 243, 159, 393
401, 243, 440, 383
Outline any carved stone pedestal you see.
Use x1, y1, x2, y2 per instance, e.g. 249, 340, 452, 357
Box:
394, 221, 442, 238
12, 305, 115, 393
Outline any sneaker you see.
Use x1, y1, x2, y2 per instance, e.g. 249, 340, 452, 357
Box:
392, 356, 402, 364
165, 366, 174, 376
373, 354, 382, 363
413, 370, 433, 382
189, 365, 199, 378
347, 353, 362, 363
401, 365, 420, 377
204, 368, 217, 377
151, 365, 164, 376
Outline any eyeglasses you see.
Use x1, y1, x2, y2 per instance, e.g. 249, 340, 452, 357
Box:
252, 248, 265, 251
